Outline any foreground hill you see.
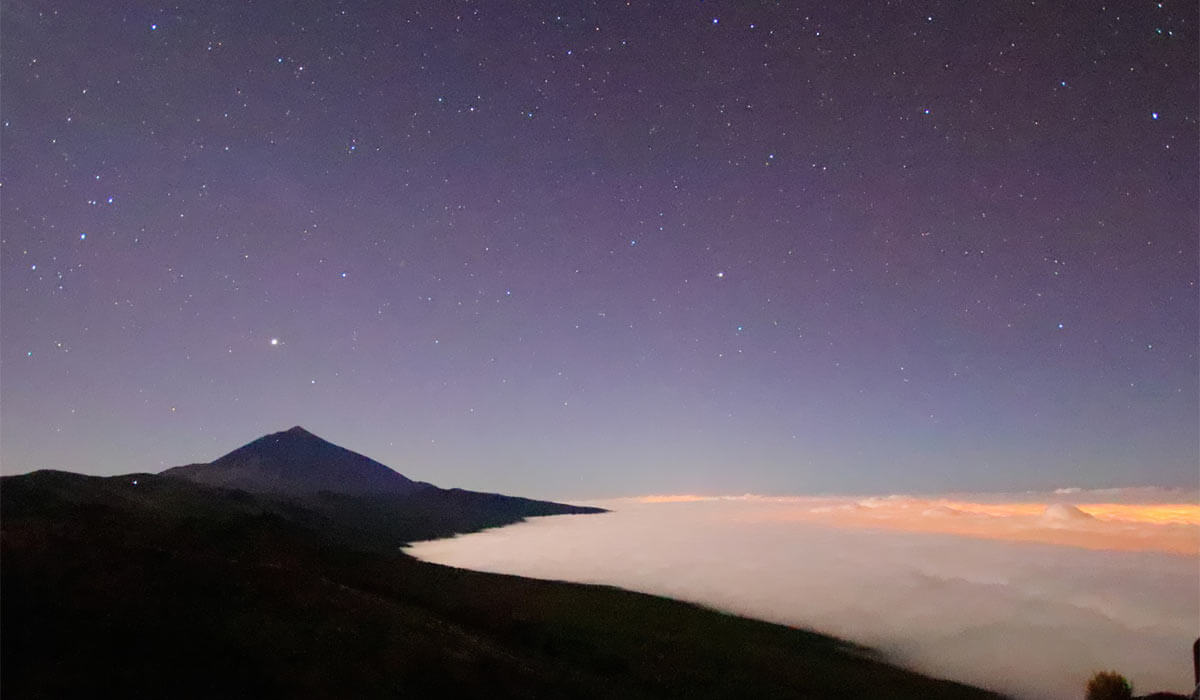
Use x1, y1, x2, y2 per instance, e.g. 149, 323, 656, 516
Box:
1, 431, 1005, 699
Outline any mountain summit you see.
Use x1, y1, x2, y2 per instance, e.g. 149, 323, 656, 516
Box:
162, 426, 429, 496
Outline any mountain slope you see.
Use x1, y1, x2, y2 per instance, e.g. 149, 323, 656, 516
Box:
1, 468, 1005, 700
156, 426, 604, 547
161, 426, 428, 496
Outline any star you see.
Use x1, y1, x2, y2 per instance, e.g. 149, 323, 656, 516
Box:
0, 0, 1193, 543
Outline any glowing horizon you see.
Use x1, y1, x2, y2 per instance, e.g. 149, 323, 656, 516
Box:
625, 490, 1199, 555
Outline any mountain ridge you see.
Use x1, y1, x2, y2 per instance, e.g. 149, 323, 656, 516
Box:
161, 425, 432, 497
152, 426, 605, 549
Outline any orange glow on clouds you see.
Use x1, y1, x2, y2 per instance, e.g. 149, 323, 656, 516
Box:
635, 494, 719, 503
628, 492, 1200, 555
1074, 502, 1200, 525
932, 500, 1200, 525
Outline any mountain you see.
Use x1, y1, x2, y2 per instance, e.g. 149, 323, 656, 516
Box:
162, 426, 429, 496
158, 426, 604, 546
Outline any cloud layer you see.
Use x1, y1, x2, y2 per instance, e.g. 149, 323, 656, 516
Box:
407, 490, 1199, 700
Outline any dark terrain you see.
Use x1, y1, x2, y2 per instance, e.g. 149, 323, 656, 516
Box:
2, 428, 1004, 699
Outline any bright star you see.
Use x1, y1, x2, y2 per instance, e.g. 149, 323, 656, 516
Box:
269, 338, 280, 346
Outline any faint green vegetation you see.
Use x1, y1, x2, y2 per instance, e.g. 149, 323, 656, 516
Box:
1085, 671, 1132, 700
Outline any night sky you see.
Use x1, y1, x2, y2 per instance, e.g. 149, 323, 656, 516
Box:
2, 1, 1196, 498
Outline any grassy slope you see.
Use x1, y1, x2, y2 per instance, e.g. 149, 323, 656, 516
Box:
1, 471, 1005, 699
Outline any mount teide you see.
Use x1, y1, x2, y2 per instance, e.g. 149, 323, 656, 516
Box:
154, 426, 604, 546
162, 426, 432, 497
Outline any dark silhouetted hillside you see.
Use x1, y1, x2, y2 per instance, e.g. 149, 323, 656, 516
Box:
1, 430, 1006, 699
158, 426, 604, 546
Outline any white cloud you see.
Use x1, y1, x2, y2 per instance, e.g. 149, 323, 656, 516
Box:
407, 493, 1199, 700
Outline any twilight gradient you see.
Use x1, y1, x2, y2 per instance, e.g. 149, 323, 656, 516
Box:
2, 2, 1197, 496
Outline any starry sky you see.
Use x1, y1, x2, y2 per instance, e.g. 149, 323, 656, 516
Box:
2, 1, 1196, 499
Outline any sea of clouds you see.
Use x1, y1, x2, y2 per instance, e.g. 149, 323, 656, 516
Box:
407, 489, 1199, 699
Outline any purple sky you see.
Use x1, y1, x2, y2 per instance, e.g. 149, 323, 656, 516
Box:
2, 1, 1196, 499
